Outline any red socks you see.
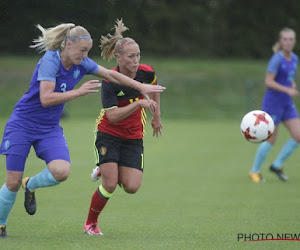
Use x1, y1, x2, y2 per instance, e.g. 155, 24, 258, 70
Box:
86, 189, 108, 224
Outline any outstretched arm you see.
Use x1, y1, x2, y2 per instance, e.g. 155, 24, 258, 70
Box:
39, 80, 101, 107
95, 66, 165, 98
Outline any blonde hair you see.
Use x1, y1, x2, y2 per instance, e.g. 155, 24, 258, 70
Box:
100, 19, 136, 60
30, 23, 91, 52
272, 27, 296, 53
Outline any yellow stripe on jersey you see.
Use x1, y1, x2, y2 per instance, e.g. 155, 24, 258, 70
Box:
103, 106, 118, 111
96, 109, 105, 126
141, 108, 147, 136
149, 75, 157, 85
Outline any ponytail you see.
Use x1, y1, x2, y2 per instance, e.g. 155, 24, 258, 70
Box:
272, 42, 281, 53
100, 19, 135, 60
30, 23, 91, 52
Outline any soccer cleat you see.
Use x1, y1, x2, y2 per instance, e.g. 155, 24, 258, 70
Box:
270, 165, 288, 181
249, 172, 265, 183
91, 166, 101, 182
0, 225, 7, 238
22, 177, 37, 215
84, 221, 103, 235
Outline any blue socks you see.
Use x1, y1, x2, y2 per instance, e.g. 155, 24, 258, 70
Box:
273, 138, 299, 169
27, 168, 60, 190
251, 142, 273, 173
0, 184, 17, 225
251, 139, 299, 172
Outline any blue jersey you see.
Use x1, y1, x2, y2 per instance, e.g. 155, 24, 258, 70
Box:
264, 51, 298, 104
8, 50, 99, 131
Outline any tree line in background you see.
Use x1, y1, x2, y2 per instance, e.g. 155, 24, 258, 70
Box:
1, 0, 300, 58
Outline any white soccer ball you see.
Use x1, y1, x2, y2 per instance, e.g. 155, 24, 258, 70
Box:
240, 110, 275, 143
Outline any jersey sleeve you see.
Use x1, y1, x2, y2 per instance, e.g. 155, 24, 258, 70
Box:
292, 52, 299, 65
139, 64, 158, 85
37, 50, 60, 82
267, 52, 282, 74
101, 80, 118, 109
81, 57, 99, 75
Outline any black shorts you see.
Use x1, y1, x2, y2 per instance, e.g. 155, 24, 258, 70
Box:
94, 131, 144, 171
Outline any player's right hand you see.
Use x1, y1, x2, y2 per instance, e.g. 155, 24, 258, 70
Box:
287, 88, 299, 97
78, 80, 102, 96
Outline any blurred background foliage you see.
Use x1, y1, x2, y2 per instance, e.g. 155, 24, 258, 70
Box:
2, 0, 300, 58
1, 0, 300, 120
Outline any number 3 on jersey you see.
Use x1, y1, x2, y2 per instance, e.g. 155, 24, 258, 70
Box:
60, 83, 67, 92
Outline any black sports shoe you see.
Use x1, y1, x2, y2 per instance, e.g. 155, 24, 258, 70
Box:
22, 177, 37, 215
0, 225, 7, 238
270, 165, 288, 181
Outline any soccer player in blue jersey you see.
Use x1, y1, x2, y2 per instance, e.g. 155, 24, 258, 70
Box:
249, 28, 300, 183
0, 23, 165, 238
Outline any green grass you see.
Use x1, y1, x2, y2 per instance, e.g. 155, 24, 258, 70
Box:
1, 56, 300, 249
1, 118, 300, 249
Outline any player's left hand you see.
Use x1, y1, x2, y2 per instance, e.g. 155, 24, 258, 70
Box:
151, 116, 163, 137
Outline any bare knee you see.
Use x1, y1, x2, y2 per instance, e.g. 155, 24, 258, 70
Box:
48, 160, 71, 182
102, 180, 118, 193
122, 182, 141, 194
54, 167, 70, 182
6, 174, 22, 192
6, 179, 22, 192
292, 135, 300, 143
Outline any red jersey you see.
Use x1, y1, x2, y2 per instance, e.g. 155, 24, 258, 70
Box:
96, 64, 157, 139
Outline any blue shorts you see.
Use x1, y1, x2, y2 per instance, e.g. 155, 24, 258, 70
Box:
0, 123, 70, 171
262, 101, 299, 125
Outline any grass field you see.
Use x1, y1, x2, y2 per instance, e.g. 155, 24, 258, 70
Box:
1, 56, 300, 249
1, 118, 300, 249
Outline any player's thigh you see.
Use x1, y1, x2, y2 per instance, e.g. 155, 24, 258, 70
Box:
119, 139, 144, 172
33, 129, 71, 181
95, 132, 121, 192
283, 118, 300, 142
262, 103, 283, 126
94, 131, 121, 167
33, 131, 70, 165
5, 154, 27, 191
119, 139, 144, 193
100, 162, 119, 193
0, 129, 32, 171
119, 166, 143, 194
263, 104, 283, 145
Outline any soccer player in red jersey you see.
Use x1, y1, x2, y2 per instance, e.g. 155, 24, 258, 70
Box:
84, 20, 162, 235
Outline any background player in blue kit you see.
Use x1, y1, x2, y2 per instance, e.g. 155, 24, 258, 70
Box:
0, 23, 164, 238
249, 28, 300, 183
